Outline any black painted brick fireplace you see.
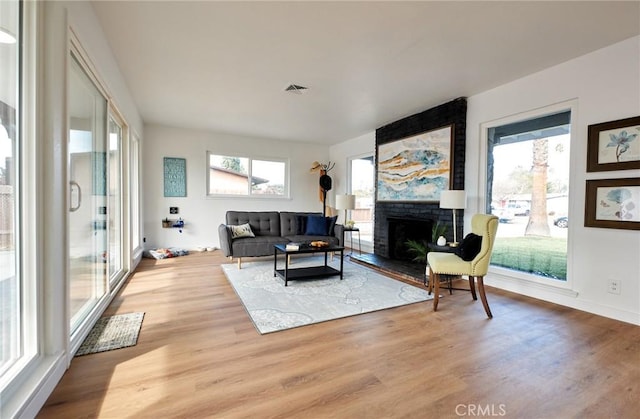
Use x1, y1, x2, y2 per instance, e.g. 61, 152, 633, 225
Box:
374, 97, 467, 261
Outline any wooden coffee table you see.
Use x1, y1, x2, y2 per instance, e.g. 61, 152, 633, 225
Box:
273, 243, 344, 286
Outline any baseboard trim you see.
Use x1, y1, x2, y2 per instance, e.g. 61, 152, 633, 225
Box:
485, 274, 640, 325
8, 353, 67, 419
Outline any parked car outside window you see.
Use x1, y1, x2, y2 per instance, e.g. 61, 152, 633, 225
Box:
554, 216, 568, 228
492, 206, 515, 223
508, 203, 530, 216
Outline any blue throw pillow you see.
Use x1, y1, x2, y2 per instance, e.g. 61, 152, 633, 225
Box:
305, 215, 328, 236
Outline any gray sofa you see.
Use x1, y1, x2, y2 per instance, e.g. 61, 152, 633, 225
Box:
218, 211, 344, 268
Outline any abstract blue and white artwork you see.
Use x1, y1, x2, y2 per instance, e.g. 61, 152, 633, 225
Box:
376, 125, 453, 202
596, 185, 640, 222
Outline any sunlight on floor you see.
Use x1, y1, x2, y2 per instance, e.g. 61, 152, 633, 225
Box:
105, 345, 170, 415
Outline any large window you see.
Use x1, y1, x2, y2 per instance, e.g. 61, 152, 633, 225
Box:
1, 0, 34, 386
486, 110, 571, 281
207, 153, 289, 197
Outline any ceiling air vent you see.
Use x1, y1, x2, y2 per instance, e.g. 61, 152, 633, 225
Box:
284, 84, 308, 94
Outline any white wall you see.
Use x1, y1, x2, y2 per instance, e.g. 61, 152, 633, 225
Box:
142, 124, 330, 250
329, 37, 640, 325
467, 36, 640, 325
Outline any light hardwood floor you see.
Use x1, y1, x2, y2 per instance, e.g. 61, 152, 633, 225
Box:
39, 251, 640, 418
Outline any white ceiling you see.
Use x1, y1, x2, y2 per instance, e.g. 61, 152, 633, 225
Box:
91, 1, 640, 145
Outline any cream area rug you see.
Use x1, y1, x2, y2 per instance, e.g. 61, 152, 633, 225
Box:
222, 258, 432, 334
75, 312, 145, 356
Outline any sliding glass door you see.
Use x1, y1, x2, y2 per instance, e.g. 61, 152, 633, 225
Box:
68, 52, 108, 333
348, 155, 375, 244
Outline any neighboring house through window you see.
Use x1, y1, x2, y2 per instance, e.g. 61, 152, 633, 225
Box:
208, 153, 289, 198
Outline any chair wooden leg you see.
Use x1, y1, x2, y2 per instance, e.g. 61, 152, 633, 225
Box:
428, 268, 434, 295
469, 275, 477, 300
433, 272, 440, 311
237, 257, 242, 269
477, 276, 493, 318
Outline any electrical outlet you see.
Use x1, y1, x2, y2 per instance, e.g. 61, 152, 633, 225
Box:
608, 279, 621, 295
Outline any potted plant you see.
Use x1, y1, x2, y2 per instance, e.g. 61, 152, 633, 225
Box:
405, 239, 430, 264
405, 221, 448, 275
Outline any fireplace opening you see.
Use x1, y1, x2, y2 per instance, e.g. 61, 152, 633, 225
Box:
387, 217, 433, 262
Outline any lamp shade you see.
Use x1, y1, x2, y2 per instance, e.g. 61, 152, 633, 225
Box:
335, 194, 356, 210
439, 190, 466, 209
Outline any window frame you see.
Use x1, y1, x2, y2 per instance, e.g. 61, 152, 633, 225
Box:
0, 0, 39, 400
206, 151, 290, 199
107, 107, 128, 287
130, 132, 142, 258
478, 100, 578, 291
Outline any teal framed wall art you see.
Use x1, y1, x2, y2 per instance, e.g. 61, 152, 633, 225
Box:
164, 157, 187, 197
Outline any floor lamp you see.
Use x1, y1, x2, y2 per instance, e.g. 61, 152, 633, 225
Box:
439, 190, 466, 246
335, 194, 356, 226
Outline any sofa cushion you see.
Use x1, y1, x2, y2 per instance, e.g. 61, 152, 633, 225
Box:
226, 211, 281, 236
296, 215, 308, 234
231, 236, 290, 257
229, 223, 255, 239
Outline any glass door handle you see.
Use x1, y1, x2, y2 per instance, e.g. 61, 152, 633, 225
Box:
69, 180, 81, 212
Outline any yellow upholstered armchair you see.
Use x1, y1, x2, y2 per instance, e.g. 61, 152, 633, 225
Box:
426, 213, 499, 318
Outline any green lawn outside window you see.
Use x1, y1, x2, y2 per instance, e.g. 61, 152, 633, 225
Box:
491, 237, 567, 280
